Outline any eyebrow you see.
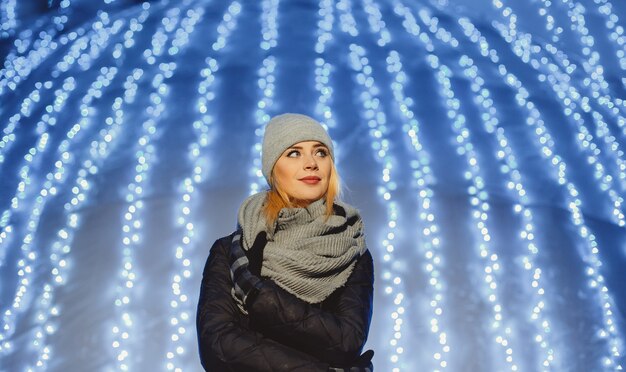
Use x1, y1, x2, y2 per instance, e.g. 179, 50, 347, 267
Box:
287, 143, 328, 150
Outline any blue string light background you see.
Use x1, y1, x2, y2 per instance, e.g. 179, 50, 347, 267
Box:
1, 0, 625, 371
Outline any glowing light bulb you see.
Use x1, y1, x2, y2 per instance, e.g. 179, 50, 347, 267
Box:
0, 1, 624, 371
108, 4, 200, 369
387, 49, 451, 370
165, 3, 241, 370
250, 0, 280, 195
1, 65, 119, 361
349, 42, 405, 369
336, 0, 359, 37
459, 13, 623, 369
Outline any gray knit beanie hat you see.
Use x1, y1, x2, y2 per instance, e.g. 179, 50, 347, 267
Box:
262, 113, 334, 183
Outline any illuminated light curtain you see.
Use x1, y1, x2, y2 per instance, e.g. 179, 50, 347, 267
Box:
165, 3, 241, 371
250, 0, 279, 195
0, 0, 625, 371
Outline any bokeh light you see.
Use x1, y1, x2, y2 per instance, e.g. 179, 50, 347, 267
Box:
1, 0, 625, 371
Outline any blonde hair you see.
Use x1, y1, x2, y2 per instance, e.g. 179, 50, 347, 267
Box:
264, 160, 340, 226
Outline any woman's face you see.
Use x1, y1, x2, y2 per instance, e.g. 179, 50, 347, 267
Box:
272, 141, 331, 207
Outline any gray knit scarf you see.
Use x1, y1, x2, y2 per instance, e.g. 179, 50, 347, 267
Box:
237, 191, 366, 304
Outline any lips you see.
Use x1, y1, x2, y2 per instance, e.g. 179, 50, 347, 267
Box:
299, 176, 321, 184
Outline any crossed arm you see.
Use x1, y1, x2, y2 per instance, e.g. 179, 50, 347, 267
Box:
196, 235, 374, 371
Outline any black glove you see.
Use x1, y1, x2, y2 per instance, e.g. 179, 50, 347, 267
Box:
229, 231, 263, 308
329, 350, 374, 372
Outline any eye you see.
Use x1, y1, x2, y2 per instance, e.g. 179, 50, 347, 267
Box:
286, 150, 300, 158
315, 148, 328, 157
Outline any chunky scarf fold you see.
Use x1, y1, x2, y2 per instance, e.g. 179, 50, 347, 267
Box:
237, 191, 366, 304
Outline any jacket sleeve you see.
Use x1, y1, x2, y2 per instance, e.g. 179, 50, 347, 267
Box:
196, 236, 329, 372
247, 250, 374, 367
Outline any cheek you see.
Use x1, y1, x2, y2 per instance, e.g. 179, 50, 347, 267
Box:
273, 161, 295, 186
274, 169, 288, 186
322, 160, 332, 178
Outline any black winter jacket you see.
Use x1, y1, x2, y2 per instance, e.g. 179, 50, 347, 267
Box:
196, 232, 374, 371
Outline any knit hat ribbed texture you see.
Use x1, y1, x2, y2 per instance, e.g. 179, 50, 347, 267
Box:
262, 113, 334, 183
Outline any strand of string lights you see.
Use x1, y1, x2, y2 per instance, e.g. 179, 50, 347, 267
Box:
456, 16, 624, 369
337, 3, 412, 369
457, 55, 556, 370
398, 5, 557, 369
0, 0, 17, 38
0, 4, 74, 94
391, 5, 522, 367
315, 0, 333, 54
1, 62, 130, 370
10, 1, 152, 369
520, 0, 626, 184
1, 0, 120, 95
335, 0, 358, 37
115, 12, 149, 54
141, 2, 183, 65
260, 0, 278, 51
249, 0, 279, 195
110, 3, 197, 369
487, 8, 626, 227
2, 25, 63, 93
312, 14, 399, 367
534, 0, 563, 43
25, 4, 154, 368
356, 5, 452, 369
495, 0, 626, 127
0, 77, 75, 232
0, 76, 79, 352
592, 0, 626, 72
164, 3, 242, 370
313, 14, 407, 366
347, 43, 406, 372
110, 55, 157, 372
0, 4, 123, 122
165, 59, 211, 372
0, 9, 136, 350
3, 6, 128, 345
391, 3, 522, 369
551, 0, 626, 149
0, 79, 60, 269
25, 69, 123, 353
0, 9, 126, 220
434, 56, 521, 372
540, 0, 626, 115
26, 68, 143, 371
318, 14, 404, 370
313, 0, 336, 129
57, 13, 125, 74
505, 68, 624, 370
0, 66, 118, 356
0, 0, 625, 370
426, 2, 619, 365
490, 0, 626, 193
490, 9, 626, 221
361, 0, 391, 47
385, 49, 451, 371
0, 81, 54, 169
209, 1, 241, 51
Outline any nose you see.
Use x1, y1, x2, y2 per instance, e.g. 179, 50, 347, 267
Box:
304, 154, 319, 170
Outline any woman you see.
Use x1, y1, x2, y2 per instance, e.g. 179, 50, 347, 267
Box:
196, 113, 374, 371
